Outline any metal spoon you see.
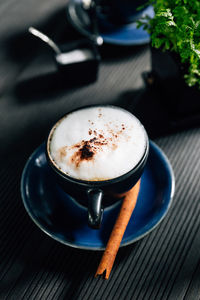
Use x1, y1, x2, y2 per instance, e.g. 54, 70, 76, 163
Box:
82, 0, 103, 46
28, 27, 61, 55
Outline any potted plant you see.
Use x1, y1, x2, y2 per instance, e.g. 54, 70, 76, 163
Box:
137, 0, 200, 120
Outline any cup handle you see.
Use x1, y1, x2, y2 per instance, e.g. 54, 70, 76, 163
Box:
87, 189, 103, 229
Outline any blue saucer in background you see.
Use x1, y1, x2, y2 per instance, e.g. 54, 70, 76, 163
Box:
21, 141, 175, 250
66, 0, 154, 46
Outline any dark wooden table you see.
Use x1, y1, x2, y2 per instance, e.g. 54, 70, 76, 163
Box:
1, 1, 200, 299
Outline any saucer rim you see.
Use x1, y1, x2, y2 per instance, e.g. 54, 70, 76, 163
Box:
21, 141, 175, 250
66, 0, 154, 46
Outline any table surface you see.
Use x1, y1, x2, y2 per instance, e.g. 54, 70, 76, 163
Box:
1, 1, 200, 299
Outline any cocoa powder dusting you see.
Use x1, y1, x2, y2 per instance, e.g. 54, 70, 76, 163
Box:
60, 122, 127, 169
69, 138, 97, 167
80, 142, 94, 160
112, 143, 117, 150
73, 144, 80, 148
90, 137, 97, 143
58, 147, 66, 159
89, 129, 92, 135
122, 123, 125, 130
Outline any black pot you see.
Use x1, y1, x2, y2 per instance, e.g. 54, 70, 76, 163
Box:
150, 47, 200, 118
46, 105, 149, 229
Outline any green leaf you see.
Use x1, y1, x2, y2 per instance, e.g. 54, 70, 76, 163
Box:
137, 0, 200, 88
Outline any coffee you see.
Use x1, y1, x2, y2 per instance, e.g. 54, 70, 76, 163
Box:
47, 106, 147, 181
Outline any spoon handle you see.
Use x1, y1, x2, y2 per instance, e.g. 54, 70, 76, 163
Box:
28, 27, 61, 55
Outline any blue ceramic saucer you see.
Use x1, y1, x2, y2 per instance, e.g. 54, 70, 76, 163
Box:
21, 141, 175, 250
66, 0, 154, 46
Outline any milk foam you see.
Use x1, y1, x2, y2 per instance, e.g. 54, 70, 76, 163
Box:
49, 106, 147, 181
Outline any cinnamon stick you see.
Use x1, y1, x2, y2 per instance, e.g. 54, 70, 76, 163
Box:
95, 180, 141, 279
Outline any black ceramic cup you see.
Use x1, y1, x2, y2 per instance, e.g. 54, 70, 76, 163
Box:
98, 0, 148, 25
46, 105, 149, 229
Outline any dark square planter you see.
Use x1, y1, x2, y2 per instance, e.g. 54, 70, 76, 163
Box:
124, 47, 200, 139
150, 47, 200, 118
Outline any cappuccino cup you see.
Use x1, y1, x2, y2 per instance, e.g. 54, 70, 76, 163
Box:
46, 105, 149, 229
98, 0, 148, 25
